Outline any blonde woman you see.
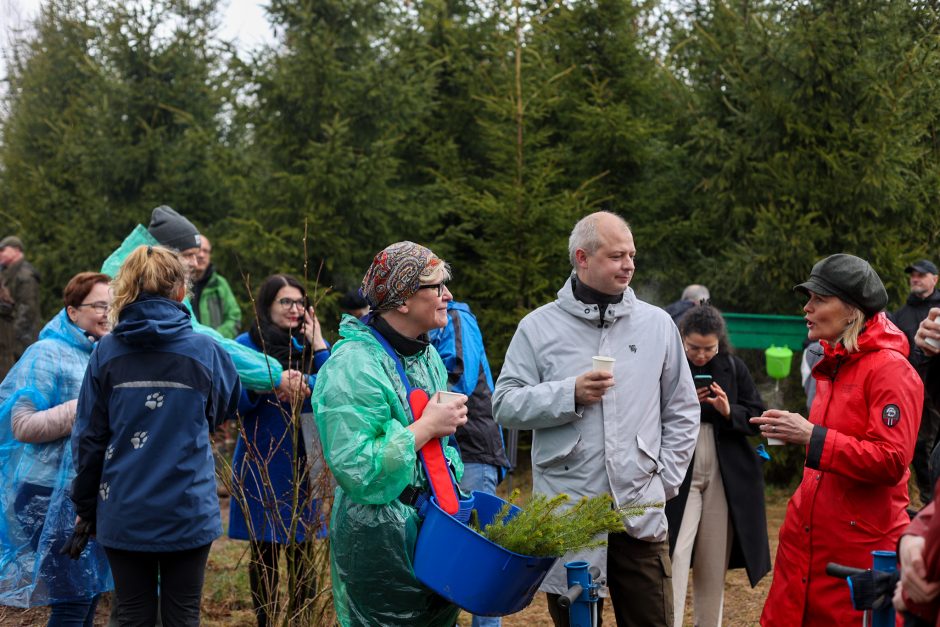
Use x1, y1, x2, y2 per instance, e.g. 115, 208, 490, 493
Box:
752, 254, 922, 626
70, 245, 240, 626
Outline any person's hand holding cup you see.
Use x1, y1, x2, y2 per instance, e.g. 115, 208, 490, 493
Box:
437, 390, 466, 405
915, 307, 940, 355
575, 356, 615, 406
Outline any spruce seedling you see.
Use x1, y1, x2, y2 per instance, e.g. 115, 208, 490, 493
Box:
479, 491, 661, 558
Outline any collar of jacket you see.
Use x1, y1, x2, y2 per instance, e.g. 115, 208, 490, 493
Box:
555, 275, 635, 323
816, 312, 908, 376
368, 313, 429, 356
192, 263, 215, 291
40, 308, 97, 353
905, 289, 940, 307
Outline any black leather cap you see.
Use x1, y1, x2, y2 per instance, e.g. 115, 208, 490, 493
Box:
794, 254, 888, 317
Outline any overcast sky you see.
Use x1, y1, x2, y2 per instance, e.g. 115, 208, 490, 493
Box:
0, 0, 277, 83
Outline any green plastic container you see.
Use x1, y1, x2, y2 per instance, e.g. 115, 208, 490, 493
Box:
765, 345, 794, 380
723, 313, 807, 351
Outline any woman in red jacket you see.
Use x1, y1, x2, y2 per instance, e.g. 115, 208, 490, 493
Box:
751, 253, 923, 627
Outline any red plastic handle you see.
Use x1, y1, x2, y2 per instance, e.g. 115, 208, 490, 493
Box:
409, 389, 459, 515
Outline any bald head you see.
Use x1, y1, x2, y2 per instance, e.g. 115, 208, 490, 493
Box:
568, 211, 631, 268
681, 284, 710, 303
570, 211, 636, 295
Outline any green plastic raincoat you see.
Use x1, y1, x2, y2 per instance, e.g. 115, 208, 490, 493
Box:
100, 225, 282, 391
313, 315, 463, 627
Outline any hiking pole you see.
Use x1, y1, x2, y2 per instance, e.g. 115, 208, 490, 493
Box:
559, 560, 603, 627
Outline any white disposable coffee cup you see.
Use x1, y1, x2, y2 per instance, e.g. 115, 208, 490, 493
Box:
592, 356, 616, 373
766, 437, 784, 446
438, 391, 463, 404
926, 336, 940, 350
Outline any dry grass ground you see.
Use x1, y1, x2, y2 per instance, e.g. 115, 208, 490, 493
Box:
0, 475, 793, 626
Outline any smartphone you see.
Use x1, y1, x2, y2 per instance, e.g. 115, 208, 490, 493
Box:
693, 374, 713, 389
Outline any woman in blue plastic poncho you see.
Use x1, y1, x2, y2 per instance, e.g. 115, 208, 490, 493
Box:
0, 272, 113, 625
313, 242, 468, 627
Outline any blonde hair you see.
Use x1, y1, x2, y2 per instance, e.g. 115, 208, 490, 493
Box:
836, 304, 866, 353
110, 246, 187, 326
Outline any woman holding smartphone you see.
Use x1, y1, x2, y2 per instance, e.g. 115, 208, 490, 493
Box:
665, 303, 770, 627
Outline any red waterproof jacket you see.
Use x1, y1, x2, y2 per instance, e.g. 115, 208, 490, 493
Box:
761, 313, 923, 626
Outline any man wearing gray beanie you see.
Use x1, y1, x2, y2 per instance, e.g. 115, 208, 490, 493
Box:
148, 205, 201, 254
147, 205, 201, 277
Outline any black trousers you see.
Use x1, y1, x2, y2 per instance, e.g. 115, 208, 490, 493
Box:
546, 533, 673, 627
104, 544, 211, 627
249, 541, 317, 627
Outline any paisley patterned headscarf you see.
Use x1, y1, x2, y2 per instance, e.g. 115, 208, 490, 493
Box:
361, 241, 446, 312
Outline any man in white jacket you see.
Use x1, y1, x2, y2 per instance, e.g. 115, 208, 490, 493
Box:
493, 211, 699, 627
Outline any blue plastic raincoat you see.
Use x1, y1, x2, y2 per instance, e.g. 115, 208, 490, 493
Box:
312, 315, 463, 627
0, 310, 112, 607
100, 225, 282, 392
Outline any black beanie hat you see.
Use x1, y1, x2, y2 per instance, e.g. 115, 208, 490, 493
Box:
148, 205, 200, 252
794, 253, 888, 317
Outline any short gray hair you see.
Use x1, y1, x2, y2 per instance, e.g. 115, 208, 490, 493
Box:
681, 284, 710, 303
568, 212, 631, 268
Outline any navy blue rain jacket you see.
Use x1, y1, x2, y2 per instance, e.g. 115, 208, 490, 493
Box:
71, 294, 241, 552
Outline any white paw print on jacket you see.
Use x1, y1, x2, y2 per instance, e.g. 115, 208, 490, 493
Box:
145, 392, 164, 410
130, 432, 148, 450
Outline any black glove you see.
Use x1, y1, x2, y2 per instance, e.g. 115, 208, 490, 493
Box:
60, 518, 95, 560
847, 569, 900, 611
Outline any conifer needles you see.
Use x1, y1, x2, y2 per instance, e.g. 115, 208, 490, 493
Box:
474, 491, 660, 558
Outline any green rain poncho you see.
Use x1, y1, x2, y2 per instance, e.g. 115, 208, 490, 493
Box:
313, 315, 463, 627
100, 225, 282, 391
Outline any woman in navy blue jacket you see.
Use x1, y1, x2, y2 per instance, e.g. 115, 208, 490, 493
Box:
71, 245, 241, 626
229, 274, 329, 627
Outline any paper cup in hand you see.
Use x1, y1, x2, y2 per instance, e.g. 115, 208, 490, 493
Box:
926, 337, 940, 350
592, 356, 615, 373
438, 391, 463, 404
766, 437, 784, 446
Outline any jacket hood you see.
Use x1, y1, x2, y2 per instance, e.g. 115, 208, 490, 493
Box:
113, 293, 191, 348
555, 275, 635, 323
821, 312, 909, 363
38, 309, 98, 354
905, 289, 940, 307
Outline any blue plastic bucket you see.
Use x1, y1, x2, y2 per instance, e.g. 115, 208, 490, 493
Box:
413, 491, 558, 616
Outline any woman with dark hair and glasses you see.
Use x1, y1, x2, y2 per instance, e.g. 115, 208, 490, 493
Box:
0, 272, 113, 625
228, 274, 330, 627
665, 303, 770, 627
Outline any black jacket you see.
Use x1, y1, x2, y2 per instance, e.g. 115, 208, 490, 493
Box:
665, 352, 771, 588
890, 289, 940, 378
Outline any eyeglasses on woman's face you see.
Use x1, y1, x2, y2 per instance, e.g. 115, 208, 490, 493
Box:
683, 341, 719, 356
76, 301, 110, 314
417, 283, 447, 298
276, 298, 306, 310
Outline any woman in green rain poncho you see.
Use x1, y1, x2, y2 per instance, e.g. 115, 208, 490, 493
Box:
313, 242, 468, 627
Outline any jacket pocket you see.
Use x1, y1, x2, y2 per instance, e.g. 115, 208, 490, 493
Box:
532, 423, 581, 469
636, 434, 664, 476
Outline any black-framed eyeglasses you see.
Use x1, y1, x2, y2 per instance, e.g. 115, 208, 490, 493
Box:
418, 283, 446, 298
277, 298, 306, 310
76, 301, 110, 314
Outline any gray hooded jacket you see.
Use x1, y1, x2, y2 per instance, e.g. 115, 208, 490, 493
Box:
493, 277, 699, 594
